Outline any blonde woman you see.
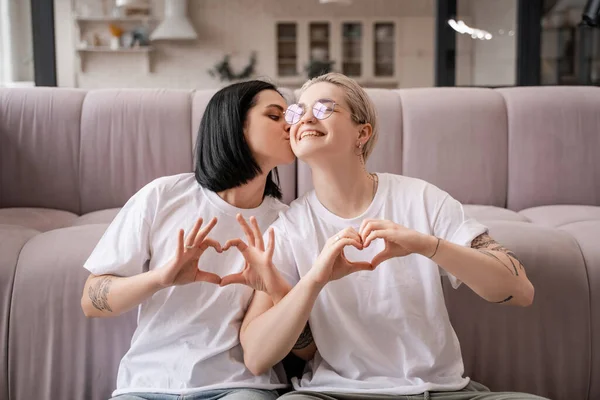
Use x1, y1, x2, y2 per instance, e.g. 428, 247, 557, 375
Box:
219, 73, 546, 400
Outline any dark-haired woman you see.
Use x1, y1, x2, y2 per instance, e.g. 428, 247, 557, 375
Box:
80, 80, 294, 400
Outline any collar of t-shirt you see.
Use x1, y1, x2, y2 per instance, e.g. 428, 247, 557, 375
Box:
307, 172, 389, 229
201, 185, 277, 219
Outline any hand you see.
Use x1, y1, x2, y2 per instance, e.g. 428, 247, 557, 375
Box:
306, 227, 373, 286
359, 219, 432, 267
220, 214, 286, 295
155, 217, 223, 287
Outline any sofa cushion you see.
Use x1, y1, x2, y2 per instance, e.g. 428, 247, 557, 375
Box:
443, 221, 590, 400
519, 205, 600, 228
71, 208, 121, 226
0, 225, 39, 400
0, 88, 86, 213
8, 225, 137, 400
398, 88, 508, 207
559, 220, 600, 400
79, 89, 194, 214
0, 208, 78, 232
464, 205, 529, 223
498, 86, 600, 211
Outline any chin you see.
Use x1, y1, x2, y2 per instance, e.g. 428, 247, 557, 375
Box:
292, 139, 330, 158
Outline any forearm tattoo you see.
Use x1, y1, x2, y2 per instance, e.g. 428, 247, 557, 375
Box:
293, 323, 314, 350
471, 233, 524, 277
88, 276, 113, 312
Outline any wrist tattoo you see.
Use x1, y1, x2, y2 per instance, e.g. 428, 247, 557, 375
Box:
471, 233, 524, 277
293, 323, 314, 350
88, 276, 113, 312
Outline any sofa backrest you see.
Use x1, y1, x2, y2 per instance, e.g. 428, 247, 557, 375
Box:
1, 86, 599, 213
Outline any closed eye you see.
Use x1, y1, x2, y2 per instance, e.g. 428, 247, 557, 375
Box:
269, 115, 281, 121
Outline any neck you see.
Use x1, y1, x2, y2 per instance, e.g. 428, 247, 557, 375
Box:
311, 157, 375, 219
217, 174, 268, 209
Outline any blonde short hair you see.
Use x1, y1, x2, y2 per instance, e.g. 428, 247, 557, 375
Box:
299, 72, 378, 160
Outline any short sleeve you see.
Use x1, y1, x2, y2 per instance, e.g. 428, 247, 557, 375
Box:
83, 183, 157, 277
433, 195, 488, 289
266, 219, 300, 286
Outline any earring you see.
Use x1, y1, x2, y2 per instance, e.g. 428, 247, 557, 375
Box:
357, 142, 363, 148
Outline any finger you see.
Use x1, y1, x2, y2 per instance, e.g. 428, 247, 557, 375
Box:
344, 227, 362, 243
185, 218, 204, 248
220, 272, 247, 287
249, 217, 264, 251
333, 238, 363, 253
371, 248, 392, 268
359, 219, 373, 236
347, 261, 375, 274
236, 214, 255, 247
330, 229, 360, 247
222, 238, 249, 252
363, 229, 390, 248
266, 228, 275, 260
176, 229, 185, 258
193, 217, 218, 247
199, 238, 222, 253
195, 270, 222, 285
360, 220, 387, 243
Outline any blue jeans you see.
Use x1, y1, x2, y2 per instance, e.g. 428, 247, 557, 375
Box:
111, 388, 279, 400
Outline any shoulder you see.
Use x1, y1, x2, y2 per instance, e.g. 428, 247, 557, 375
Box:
266, 197, 289, 215
280, 192, 312, 223
145, 173, 197, 196
381, 173, 451, 206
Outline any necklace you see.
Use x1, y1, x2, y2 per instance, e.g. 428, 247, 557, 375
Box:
369, 173, 379, 200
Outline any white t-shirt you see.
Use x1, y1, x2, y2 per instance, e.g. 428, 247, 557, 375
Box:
84, 173, 288, 397
271, 173, 487, 395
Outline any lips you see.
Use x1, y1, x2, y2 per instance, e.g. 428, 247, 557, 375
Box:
298, 129, 326, 141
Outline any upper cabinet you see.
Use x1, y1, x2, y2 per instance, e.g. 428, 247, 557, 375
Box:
276, 19, 400, 88
309, 22, 331, 62
373, 22, 395, 77
342, 22, 362, 77
276, 23, 298, 77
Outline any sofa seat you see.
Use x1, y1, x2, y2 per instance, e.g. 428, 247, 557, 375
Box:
7, 224, 137, 400
519, 205, 600, 228
463, 205, 529, 223
72, 208, 121, 226
0, 208, 78, 232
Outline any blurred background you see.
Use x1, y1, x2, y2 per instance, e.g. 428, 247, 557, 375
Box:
0, 0, 598, 89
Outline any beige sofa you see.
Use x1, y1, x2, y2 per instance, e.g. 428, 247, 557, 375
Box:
1, 86, 598, 400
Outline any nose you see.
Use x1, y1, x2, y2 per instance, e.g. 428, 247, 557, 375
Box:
299, 107, 316, 125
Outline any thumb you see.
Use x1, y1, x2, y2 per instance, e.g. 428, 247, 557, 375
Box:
371, 248, 392, 268
347, 261, 374, 275
195, 270, 222, 285
220, 272, 247, 287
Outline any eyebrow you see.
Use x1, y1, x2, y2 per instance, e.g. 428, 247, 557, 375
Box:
297, 98, 335, 107
265, 104, 285, 112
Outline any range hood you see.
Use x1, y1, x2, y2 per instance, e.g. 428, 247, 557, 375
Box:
151, 0, 197, 41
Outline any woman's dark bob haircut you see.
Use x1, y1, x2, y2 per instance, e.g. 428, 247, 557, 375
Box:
194, 80, 284, 199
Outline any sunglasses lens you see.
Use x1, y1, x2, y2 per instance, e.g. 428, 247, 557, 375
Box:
285, 104, 303, 124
